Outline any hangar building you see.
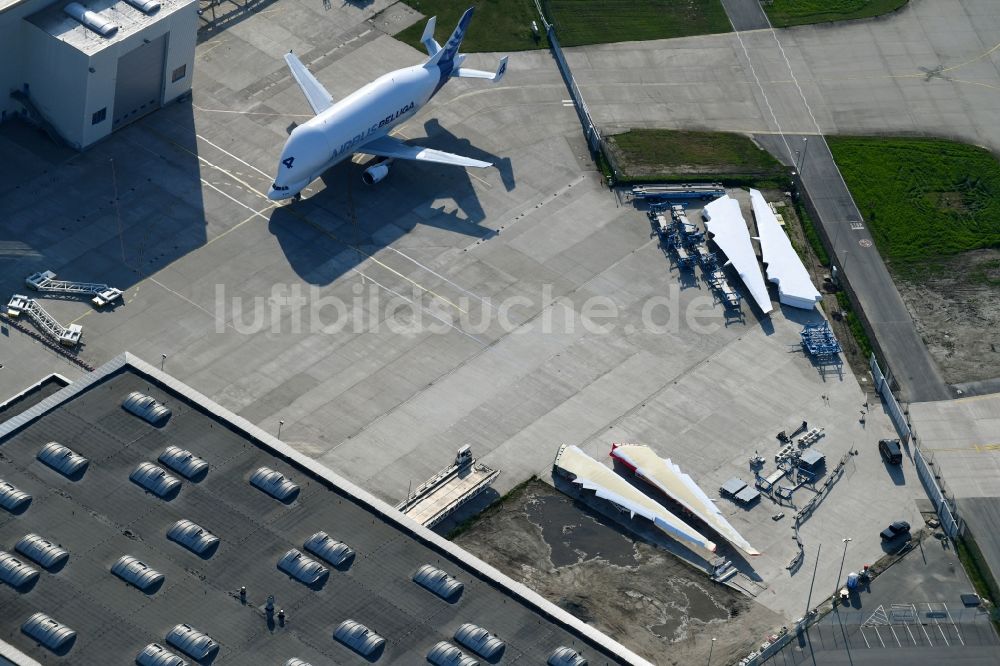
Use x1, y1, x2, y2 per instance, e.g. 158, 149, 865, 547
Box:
0, 353, 646, 664
0, 0, 196, 149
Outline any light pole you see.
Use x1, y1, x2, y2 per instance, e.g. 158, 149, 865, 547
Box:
277, 420, 284, 438
833, 537, 856, 665
798, 136, 809, 172
160, 353, 167, 370
804, 543, 822, 618
707, 637, 716, 666
835, 537, 852, 600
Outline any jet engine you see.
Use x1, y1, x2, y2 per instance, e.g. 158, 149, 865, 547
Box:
362, 163, 389, 185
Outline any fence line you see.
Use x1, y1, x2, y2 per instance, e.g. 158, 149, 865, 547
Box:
870, 353, 910, 442
535, 2, 602, 155
913, 445, 962, 538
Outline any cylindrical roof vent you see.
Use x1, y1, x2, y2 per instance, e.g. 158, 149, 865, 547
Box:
124, 0, 161, 14
63, 3, 118, 37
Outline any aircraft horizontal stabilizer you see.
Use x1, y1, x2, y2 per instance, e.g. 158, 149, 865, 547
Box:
363, 136, 491, 168
284, 52, 334, 115
454, 56, 508, 82
421, 16, 441, 56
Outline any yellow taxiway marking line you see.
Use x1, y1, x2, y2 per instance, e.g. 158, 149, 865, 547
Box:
192, 104, 313, 119
941, 40, 1000, 73
925, 443, 1000, 453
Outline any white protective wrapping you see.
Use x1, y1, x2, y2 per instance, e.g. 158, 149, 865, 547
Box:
750, 189, 821, 310
611, 444, 759, 556
554, 445, 716, 555
702, 196, 773, 314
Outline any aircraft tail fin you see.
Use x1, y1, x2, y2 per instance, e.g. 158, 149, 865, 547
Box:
426, 6, 474, 75
420, 16, 441, 56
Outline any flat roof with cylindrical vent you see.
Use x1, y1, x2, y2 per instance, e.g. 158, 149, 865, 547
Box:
15, 534, 69, 571
249, 466, 299, 502
166, 624, 218, 662
166, 519, 219, 558
454, 623, 506, 662
136, 642, 187, 666
63, 2, 117, 37
427, 641, 479, 666
36, 442, 88, 479
0, 479, 31, 514
130, 462, 182, 499
124, 0, 160, 13
122, 391, 171, 427
277, 549, 328, 587
21, 612, 76, 654
413, 564, 463, 602
111, 555, 165, 593
333, 619, 385, 660
0, 551, 39, 591
158, 445, 208, 480
303, 531, 354, 568
548, 646, 588, 666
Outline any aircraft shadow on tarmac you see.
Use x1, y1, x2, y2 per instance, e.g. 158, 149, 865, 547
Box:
268, 119, 514, 286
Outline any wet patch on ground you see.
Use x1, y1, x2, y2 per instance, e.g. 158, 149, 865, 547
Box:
453, 480, 785, 665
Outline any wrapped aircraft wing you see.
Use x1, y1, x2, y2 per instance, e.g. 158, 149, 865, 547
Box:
611, 444, 759, 556
750, 189, 821, 310
553, 445, 716, 556
703, 195, 772, 314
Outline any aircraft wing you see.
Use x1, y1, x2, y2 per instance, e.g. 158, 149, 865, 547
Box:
363, 135, 492, 168
284, 52, 334, 115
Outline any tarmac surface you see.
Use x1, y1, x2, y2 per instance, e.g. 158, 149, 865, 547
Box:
566, 0, 1000, 401
755, 132, 950, 402
910, 394, 1000, 498
764, 528, 1000, 665
910, 393, 1000, 589
0, 0, 976, 628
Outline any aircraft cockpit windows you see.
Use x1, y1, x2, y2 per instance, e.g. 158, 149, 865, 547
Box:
271, 182, 289, 191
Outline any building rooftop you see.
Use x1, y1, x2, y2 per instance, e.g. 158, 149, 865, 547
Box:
0, 353, 642, 665
26, 0, 193, 56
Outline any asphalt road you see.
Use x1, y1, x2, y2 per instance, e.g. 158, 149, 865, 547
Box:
711, 0, 952, 402
718, 0, 952, 403
754, 133, 951, 403
721, 0, 771, 31
764, 529, 1000, 665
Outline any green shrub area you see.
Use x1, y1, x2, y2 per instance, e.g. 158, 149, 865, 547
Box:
836, 292, 873, 358
795, 201, 830, 265
396, 1, 730, 53
605, 129, 788, 187
544, 0, 730, 47
827, 137, 1000, 278
764, 0, 908, 28
396, 1, 548, 53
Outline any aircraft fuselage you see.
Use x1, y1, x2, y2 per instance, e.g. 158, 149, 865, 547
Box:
268, 64, 441, 200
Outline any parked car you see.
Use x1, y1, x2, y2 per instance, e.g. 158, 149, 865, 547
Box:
880, 520, 911, 540
879, 438, 903, 465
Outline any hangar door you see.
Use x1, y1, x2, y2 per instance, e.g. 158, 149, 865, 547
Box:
113, 35, 167, 129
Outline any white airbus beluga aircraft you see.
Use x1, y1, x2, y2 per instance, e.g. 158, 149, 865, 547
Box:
267, 7, 507, 201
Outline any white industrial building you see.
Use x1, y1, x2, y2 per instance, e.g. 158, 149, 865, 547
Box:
0, 0, 197, 149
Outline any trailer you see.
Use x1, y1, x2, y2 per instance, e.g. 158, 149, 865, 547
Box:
6, 295, 82, 347
26, 270, 123, 308
721, 477, 760, 505
395, 446, 500, 528
631, 183, 726, 201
